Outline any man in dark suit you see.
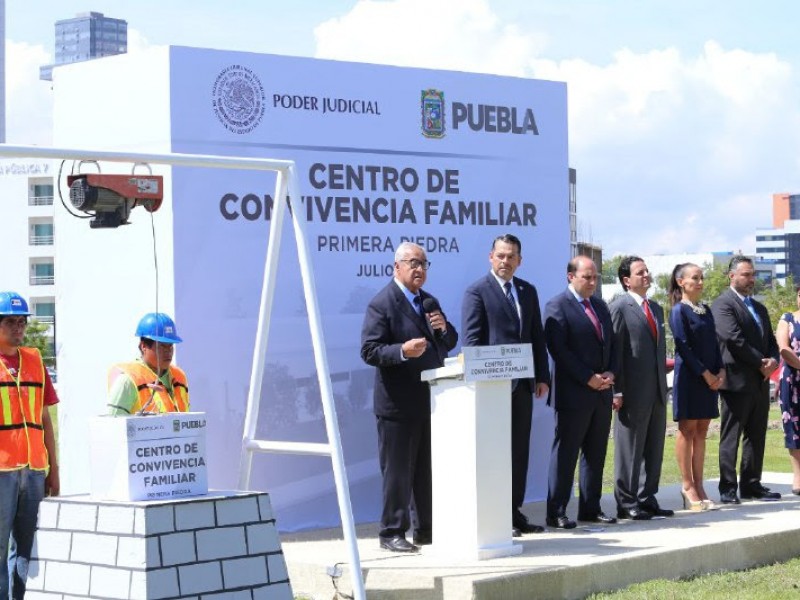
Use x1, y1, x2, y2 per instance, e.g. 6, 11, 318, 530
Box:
609, 256, 673, 520
361, 242, 458, 552
711, 255, 780, 503
544, 256, 618, 529
461, 234, 551, 536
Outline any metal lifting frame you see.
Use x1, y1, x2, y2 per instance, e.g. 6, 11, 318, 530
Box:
0, 144, 366, 600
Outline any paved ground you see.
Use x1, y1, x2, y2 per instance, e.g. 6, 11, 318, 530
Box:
281, 472, 800, 599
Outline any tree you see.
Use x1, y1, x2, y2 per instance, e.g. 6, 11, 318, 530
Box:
601, 255, 623, 284
699, 261, 730, 303
23, 319, 54, 367
761, 276, 797, 330
650, 273, 671, 309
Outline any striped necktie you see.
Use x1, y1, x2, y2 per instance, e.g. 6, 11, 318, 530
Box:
504, 281, 521, 330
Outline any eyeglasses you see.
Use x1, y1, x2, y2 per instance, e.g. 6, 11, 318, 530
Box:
1, 317, 28, 329
399, 259, 431, 271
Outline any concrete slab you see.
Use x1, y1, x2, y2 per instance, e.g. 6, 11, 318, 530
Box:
281, 473, 800, 599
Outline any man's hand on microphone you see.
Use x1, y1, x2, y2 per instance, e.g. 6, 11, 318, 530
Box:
427, 311, 446, 332
402, 337, 428, 358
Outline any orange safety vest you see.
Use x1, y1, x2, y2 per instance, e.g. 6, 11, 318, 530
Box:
0, 347, 49, 471
109, 362, 189, 414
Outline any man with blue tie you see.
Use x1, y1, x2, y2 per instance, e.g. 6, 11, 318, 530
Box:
361, 242, 458, 552
461, 234, 551, 536
544, 256, 619, 528
711, 255, 780, 503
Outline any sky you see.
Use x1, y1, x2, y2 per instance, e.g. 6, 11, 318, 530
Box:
7, 0, 800, 257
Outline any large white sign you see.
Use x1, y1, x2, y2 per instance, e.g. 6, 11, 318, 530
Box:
53, 47, 568, 531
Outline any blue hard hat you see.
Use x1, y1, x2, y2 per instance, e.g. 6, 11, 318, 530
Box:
0, 292, 31, 316
135, 312, 183, 344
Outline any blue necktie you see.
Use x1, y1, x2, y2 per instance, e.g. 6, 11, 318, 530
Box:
743, 296, 763, 331
412, 295, 422, 316
504, 282, 521, 330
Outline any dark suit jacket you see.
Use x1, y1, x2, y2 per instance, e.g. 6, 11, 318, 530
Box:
711, 288, 778, 394
361, 281, 458, 420
461, 273, 550, 387
609, 293, 667, 412
544, 289, 617, 410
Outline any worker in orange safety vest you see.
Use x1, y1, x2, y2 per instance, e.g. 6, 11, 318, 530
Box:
107, 312, 189, 415
0, 291, 59, 599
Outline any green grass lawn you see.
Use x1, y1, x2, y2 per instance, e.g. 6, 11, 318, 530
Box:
589, 402, 798, 599
588, 557, 800, 599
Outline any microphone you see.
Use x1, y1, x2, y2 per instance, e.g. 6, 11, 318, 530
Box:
422, 297, 444, 338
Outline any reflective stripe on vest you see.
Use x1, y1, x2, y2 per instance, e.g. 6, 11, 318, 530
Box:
0, 347, 48, 471
110, 362, 189, 414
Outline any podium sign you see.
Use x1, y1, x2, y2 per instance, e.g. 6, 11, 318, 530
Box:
422, 353, 523, 560
90, 412, 209, 501
462, 343, 534, 381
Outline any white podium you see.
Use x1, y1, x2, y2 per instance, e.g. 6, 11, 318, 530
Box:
422, 346, 533, 561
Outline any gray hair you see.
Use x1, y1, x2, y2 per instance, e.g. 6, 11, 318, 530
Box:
728, 255, 753, 274
395, 242, 424, 262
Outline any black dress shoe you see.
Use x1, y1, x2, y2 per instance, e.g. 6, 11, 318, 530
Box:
545, 515, 577, 529
512, 526, 522, 538
617, 507, 653, 520
578, 511, 617, 524
514, 521, 545, 534
719, 490, 741, 504
412, 530, 432, 546
742, 485, 781, 501
379, 536, 419, 553
647, 507, 674, 517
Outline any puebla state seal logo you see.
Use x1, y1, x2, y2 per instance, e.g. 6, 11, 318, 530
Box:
212, 65, 266, 134
421, 89, 445, 138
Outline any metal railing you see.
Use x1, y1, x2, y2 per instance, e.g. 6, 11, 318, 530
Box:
29, 234, 54, 246
28, 195, 54, 206
29, 275, 55, 286
33, 315, 55, 324
0, 142, 366, 600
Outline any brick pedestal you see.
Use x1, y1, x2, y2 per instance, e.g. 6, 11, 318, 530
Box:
28, 491, 292, 600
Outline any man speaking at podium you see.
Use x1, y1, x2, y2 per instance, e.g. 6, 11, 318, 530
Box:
107, 313, 189, 415
361, 242, 458, 553
461, 234, 551, 536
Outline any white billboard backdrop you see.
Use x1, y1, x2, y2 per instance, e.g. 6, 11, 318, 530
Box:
54, 47, 568, 531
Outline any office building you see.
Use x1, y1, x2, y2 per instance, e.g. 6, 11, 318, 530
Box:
755, 193, 800, 286
40, 12, 127, 81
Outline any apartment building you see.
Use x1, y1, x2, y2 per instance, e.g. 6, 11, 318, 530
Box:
2, 159, 56, 359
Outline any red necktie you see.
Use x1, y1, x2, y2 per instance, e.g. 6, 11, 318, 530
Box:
581, 299, 603, 341
643, 299, 658, 339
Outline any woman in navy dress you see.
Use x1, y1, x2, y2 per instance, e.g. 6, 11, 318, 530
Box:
775, 285, 800, 495
668, 263, 725, 511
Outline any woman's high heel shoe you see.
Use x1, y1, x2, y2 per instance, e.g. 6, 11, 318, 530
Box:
701, 499, 719, 511
681, 489, 705, 512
